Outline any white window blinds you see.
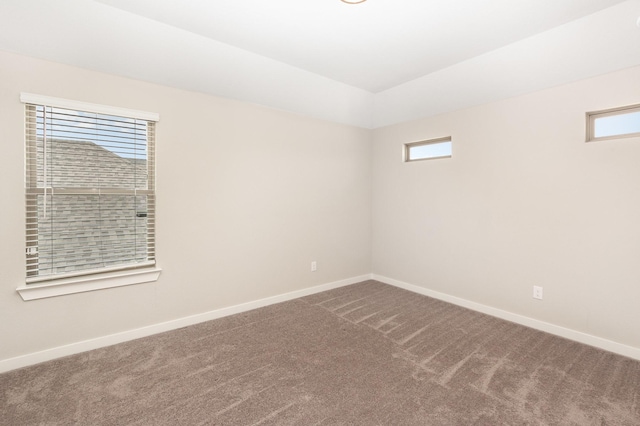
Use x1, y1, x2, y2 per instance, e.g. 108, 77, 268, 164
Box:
23, 95, 158, 283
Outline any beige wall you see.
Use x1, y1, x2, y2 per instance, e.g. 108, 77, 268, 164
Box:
0, 50, 372, 361
372, 65, 640, 349
2, 48, 639, 365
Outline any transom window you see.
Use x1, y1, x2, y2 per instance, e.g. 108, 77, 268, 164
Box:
586, 104, 640, 142
405, 137, 452, 162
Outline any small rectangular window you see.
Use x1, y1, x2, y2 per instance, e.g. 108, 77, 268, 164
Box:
586, 104, 640, 142
405, 137, 452, 162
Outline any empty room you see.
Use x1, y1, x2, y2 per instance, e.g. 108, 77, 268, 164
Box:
1, 0, 640, 424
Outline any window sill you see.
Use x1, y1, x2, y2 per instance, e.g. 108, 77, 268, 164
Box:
16, 267, 162, 301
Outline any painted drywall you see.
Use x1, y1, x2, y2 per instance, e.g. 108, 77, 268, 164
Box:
0, 50, 372, 361
2, 46, 640, 367
373, 0, 640, 128
3, 1, 639, 130
372, 65, 640, 350
0, 0, 374, 129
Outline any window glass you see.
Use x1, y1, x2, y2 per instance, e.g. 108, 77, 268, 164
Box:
593, 111, 640, 138
405, 137, 452, 162
587, 104, 640, 141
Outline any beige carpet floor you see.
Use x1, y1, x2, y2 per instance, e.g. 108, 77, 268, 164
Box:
2, 280, 640, 425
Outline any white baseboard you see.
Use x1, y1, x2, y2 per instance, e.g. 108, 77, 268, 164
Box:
5, 273, 637, 373
373, 274, 640, 361
0, 274, 372, 373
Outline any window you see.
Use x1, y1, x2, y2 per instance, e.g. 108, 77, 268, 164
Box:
20, 93, 159, 298
405, 137, 452, 162
586, 104, 640, 142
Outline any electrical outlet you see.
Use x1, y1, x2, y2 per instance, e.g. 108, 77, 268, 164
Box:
311, 261, 317, 272
533, 286, 543, 300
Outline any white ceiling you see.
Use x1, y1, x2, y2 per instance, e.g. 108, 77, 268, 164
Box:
95, 0, 628, 93
1, 0, 640, 128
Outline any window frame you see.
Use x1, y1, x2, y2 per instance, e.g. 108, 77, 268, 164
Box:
586, 103, 640, 142
17, 93, 161, 301
404, 136, 452, 162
